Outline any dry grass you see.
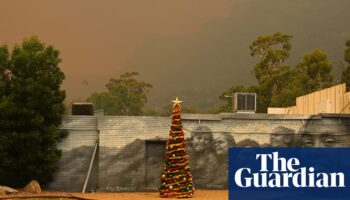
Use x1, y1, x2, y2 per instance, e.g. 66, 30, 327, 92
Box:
1, 198, 78, 200
73, 190, 228, 200
0, 190, 228, 200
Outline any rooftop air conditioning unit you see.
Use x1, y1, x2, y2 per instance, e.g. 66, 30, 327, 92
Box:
233, 92, 256, 113
72, 102, 94, 115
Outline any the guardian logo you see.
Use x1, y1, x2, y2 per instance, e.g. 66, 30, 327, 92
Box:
229, 148, 350, 200
234, 152, 345, 188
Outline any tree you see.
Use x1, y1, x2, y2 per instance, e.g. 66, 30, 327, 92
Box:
269, 69, 308, 107
249, 32, 293, 112
87, 92, 118, 115
250, 32, 292, 85
342, 39, 350, 91
296, 49, 333, 91
87, 72, 152, 115
220, 33, 337, 112
269, 49, 333, 107
159, 97, 194, 198
0, 36, 67, 187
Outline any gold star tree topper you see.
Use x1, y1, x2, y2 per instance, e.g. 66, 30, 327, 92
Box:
172, 97, 183, 105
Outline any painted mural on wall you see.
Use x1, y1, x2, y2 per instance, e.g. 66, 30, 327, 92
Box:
187, 126, 235, 189
144, 141, 166, 189
99, 139, 145, 191
49, 116, 350, 192
271, 120, 350, 147
97, 125, 350, 191
98, 125, 243, 191
297, 119, 350, 147
48, 146, 98, 192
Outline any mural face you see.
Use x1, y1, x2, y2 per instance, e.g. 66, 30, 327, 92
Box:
189, 130, 217, 189
186, 127, 237, 189
270, 121, 350, 148
295, 119, 350, 147
191, 128, 212, 153
51, 117, 350, 192
213, 133, 235, 156
271, 126, 295, 147
297, 134, 350, 147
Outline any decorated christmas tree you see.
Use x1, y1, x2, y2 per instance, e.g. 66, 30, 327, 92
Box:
159, 97, 195, 198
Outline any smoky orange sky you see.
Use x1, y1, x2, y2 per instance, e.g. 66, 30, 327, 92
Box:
0, 0, 236, 101
1, 0, 350, 110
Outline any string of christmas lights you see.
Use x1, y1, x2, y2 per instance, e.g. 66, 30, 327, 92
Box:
159, 97, 195, 198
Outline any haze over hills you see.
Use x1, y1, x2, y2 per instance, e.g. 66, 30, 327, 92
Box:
120, 0, 350, 111
1, 0, 350, 112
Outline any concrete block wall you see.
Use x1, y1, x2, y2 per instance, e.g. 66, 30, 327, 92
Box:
47, 113, 350, 192
98, 116, 169, 191
47, 116, 99, 192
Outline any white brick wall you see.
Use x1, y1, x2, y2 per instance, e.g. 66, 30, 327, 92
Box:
48, 113, 347, 192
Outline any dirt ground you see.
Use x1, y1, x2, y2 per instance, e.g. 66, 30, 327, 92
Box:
72, 190, 228, 200
0, 190, 228, 200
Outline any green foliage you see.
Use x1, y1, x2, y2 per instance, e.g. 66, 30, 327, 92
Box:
250, 32, 292, 85
342, 67, 350, 91
262, 66, 294, 107
273, 49, 334, 107
87, 72, 152, 115
270, 69, 307, 107
0, 36, 67, 187
342, 39, 350, 91
250, 32, 293, 112
87, 92, 118, 115
220, 33, 335, 113
296, 49, 333, 91
345, 40, 350, 64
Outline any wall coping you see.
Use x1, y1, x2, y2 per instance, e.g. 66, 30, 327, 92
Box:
219, 113, 320, 120
181, 114, 222, 121
181, 113, 321, 120
62, 113, 350, 122
319, 113, 350, 118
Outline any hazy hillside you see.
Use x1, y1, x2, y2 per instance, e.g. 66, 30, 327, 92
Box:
121, 0, 350, 111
